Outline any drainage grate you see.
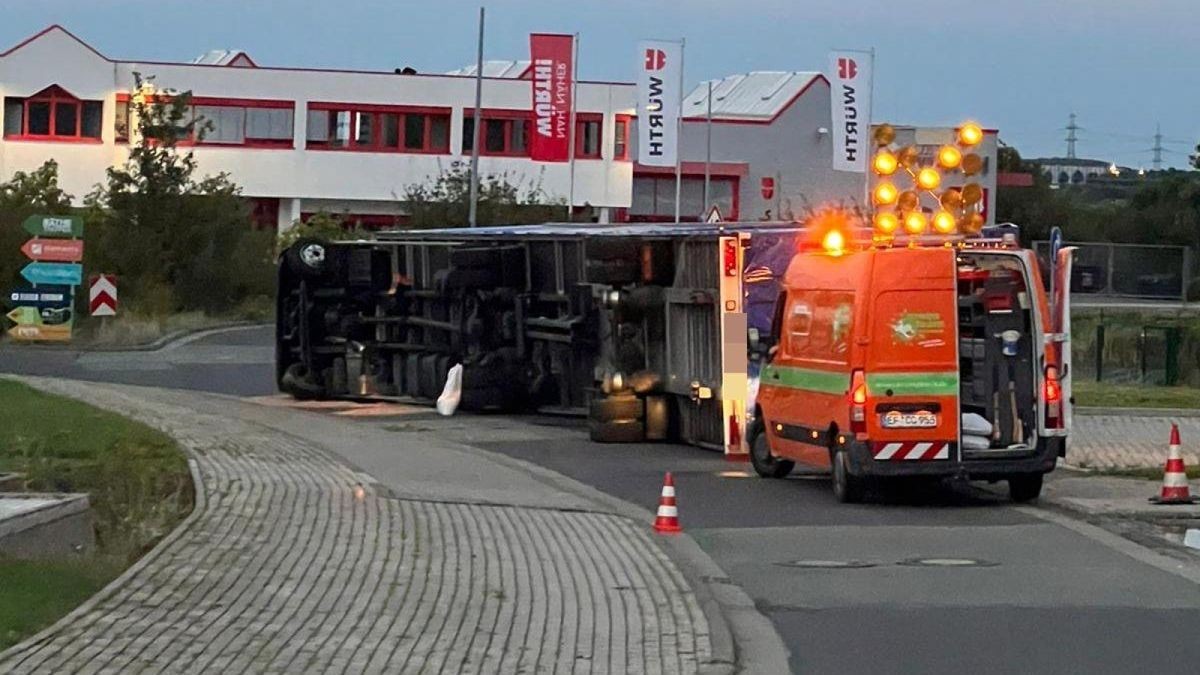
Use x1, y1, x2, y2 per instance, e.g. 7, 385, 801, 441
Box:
898, 557, 997, 568
775, 560, 878, 569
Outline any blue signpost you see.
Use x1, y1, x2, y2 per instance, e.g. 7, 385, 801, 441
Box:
8, 285, 72, 310
20, 262, 83, 286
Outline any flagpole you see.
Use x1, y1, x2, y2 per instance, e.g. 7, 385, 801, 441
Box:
673, 38, 685, 223
703, 78, 712, 219
467, 6, 485, 228
566, 32, 579, 221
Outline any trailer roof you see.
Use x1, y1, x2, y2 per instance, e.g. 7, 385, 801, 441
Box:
372, 221, 806, 241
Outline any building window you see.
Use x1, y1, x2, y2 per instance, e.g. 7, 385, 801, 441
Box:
3, 86, 103, 141
630, 175, 737, 221
613, 116, 629, 161
576, 117, 601, 158
462, 113, 530, 156
306, 104, 451, 153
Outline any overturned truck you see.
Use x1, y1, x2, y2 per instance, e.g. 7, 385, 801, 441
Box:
276, 222, 794, 454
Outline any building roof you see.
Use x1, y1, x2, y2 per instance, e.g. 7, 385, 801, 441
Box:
446, 60, 531, 78
682, 71, 823, 122
191, 49, 256, 67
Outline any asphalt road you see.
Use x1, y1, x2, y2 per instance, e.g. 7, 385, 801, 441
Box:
4, 325, 1200, 674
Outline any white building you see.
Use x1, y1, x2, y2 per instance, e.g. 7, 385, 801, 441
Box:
0, 26, 635, 229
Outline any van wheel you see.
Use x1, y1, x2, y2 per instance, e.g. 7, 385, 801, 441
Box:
750, 424, 794, 478
1008, 473, 1044, 503
832, 449, 866, 503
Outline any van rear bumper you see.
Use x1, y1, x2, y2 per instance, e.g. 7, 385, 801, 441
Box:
845, 437, 1061, 479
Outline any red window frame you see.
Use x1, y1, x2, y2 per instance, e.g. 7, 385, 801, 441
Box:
114, 93, 296, 149
575, 113, 603, 160
463, 109, 532, 157
307, 103, 451, 154
5, 86, 102, 143
613, 114, 631, 161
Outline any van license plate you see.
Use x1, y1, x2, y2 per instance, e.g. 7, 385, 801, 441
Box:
881, 410, 938, 428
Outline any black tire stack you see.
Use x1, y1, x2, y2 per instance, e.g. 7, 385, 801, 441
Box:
587, 371, 671, 444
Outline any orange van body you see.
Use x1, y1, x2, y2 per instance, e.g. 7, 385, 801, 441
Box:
754, 243, 1065, 485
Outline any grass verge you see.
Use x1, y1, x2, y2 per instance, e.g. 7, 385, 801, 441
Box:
0, 379, 193, 650
1073, 381, 1200, 410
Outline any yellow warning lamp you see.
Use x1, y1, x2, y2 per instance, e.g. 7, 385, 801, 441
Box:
897, 146, 920, 169
897, 190, 920, 213
958, 122, 984, 147
873, 151, 899, 176
874, 211, 899, 235
932, 210, 957, 234
822, 229, 846, 256
962, 153, 984, 176
917, 168, 941, 191
904, 210, 928, 235
939, 188, 963, 210
961, 212, 986, 235
962, 182, 984, 206
873, 182, 899, 206
937, 145, 962, 170
873, 124, 896, 146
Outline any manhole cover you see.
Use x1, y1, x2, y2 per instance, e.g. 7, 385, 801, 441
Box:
898, 557, 997, 568
775, 560, 877, 569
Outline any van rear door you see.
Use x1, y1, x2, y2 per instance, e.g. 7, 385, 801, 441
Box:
1051, 246, 1075, 437
865, 249, 960, 461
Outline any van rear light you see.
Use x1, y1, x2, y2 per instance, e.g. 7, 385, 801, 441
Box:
850, 370, 867, 434
1044, 365, 1062, 428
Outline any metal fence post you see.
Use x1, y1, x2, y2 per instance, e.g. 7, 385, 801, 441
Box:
1105, 243, 1115, 295
1095, 323, 1104, 383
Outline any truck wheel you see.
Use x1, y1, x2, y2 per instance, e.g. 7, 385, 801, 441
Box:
589, 419, 645, 443
589, 395, 644, 423
832, 449, 866, 503
285, 238, 328, 279
280, 363, 326, 400
1008, 474, 1044, 503
749, 424, 794, 478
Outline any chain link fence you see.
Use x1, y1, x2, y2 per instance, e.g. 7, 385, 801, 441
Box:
1033, 241, 1192, 301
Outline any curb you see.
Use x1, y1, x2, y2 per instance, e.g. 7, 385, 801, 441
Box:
0, 321, 270, 353
0, 454, 205, 664
1076, 406, 1200, 418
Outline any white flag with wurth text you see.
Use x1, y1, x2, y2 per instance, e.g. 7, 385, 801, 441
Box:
829, 51, 872, 173
636, 40, 681, 167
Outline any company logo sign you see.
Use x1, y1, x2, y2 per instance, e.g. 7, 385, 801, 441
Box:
636, 40, 681, 167
829, 51, 872, 173
529, 33, 574, 162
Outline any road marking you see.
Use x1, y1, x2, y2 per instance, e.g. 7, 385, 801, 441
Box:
1019, 505, 1200, 586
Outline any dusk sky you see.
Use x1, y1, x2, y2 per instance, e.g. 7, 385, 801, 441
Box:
5, 0, 1198, 168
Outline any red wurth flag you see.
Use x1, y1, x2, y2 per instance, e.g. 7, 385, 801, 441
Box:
529, 33, 574, 162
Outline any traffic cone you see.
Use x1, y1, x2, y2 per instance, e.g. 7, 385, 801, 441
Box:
653, 472, 682, 533
1150, 424, 1197, 505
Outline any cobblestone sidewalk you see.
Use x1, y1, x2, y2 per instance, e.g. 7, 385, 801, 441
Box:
1069, 414, 1200, 470
0, 380, 712, 674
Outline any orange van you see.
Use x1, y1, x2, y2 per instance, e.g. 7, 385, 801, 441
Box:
749, 235, 1073, 503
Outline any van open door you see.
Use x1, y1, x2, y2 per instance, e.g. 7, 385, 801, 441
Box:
1050, 246, 1076, 439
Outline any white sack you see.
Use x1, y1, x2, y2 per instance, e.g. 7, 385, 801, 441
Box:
961, 434, 991, 450
436, 363, 464, 416
961, 412, 993, 438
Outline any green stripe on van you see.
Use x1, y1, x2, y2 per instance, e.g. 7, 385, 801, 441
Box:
866, 372, 959, 397
761, 365, 850, 395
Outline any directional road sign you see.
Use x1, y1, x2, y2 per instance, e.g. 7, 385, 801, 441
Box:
8, 285, 72, 310
22, 214, 83, 238
89, 274, 118, 317
21, 238, 84, 262
20, 262, 83, 286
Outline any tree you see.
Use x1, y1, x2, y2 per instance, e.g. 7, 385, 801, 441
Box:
402, 162, 567, 229
0, 160, 74, 290
86, 74, 274, 315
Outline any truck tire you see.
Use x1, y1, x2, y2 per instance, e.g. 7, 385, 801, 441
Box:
1008, 474, 1044, 503
405, 354, 422, 398
418, 354, 441, 399
285, 238, 329, 279
461, 386, 507, 410
832, 448, 865, 503
329, 357, 348, 395
281, 363, 326, 400
589, 395, 644, 423
391, 354, 406, 396
749, 422, 794, 478
589, 419, 645, 443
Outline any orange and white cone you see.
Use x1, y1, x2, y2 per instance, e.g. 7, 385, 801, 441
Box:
1151, 424, 1197, 505
653, 472, 682, 533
